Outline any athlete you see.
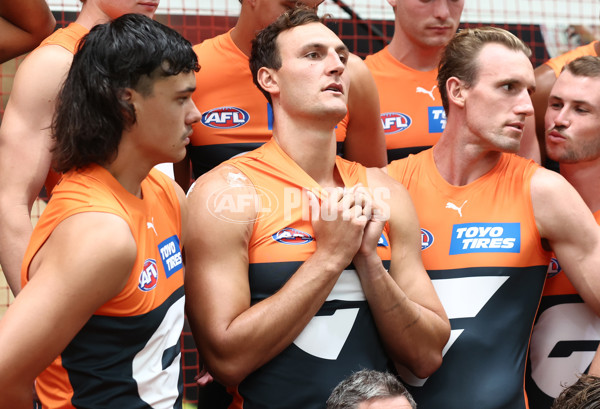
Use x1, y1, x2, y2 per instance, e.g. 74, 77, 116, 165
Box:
174, 0, 386, 190
336, 0, 463, 162
326, 369, 417, 409
185, 8, 449, 409
0, 0, 55, 63
387, 27, 600, 409
526, 56, 600, 409
0, 0, 161, 296
0, 13, 200, 409
521, 40, 600, 166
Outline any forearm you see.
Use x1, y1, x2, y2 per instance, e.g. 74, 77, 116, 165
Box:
0, 204, 34, 295
196, 250, 346, 386
355, 255, 449, 378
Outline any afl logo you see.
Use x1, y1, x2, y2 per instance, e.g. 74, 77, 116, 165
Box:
272, 227, 314, 245
546, 257, 562, 278
381, 112, 412, 134
138, 259, 159, 292
421, 228, 434, 250
202, 106, 250, 129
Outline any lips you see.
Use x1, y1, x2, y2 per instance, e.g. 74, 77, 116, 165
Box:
507, 122, 525, 131
324, 83, 343, 94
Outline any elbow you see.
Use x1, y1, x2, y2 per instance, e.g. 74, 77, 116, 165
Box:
394, 349, 444, 380
202, 355, 251, 387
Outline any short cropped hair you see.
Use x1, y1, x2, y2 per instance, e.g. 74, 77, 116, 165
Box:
563, 55, 600, 78
551, 374, 600, 409
437, 26, 532, 113
326, 369, 417, 409
51, 13, 199, 173
249, 7, 325, 105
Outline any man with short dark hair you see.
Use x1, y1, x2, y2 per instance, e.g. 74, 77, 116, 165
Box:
185, 8, 449, 409
527, 55, 600, 409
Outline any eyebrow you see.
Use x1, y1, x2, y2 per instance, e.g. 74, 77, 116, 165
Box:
176, 86, 196, 94
300, 43, 349, 54
549, 94, 592, 106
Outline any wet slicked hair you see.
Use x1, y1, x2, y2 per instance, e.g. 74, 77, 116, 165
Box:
249, 7, 325, 105
51, 13, 199, 173
437, 26, 532, 113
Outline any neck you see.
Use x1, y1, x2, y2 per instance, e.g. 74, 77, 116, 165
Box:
75, 3, 112, 30
272, 119, 340, 188
432, 120, 503, 186
560, 160, 600, 214
387, 34, 443, 71
230, 9, 262, 57
104, 134, 155, 198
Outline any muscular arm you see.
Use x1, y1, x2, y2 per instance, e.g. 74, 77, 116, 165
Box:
0, 0, 55, 62
341, 54, 387, 167
0, 212, 136, 409
531, 168, 600, 375
0, 45, 72, 295
355, 168, 450, 378
184, 165, 370, 386
532, 169, 600, 313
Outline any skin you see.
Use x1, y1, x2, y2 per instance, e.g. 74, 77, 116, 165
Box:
520, 42, 600, 165
434, 42, 600, 369
0, 0, 55, 63
542, 68, 600, 374
174, 0, 386, 191
0, 0, 160, 296
184, 22, 449, 388
386, 0, 464, 70
0, 70, 201, 409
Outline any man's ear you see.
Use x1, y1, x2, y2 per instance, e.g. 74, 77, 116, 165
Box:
257, 66, 279, 97
446, 77, 466, 108
386, 0, 397, 8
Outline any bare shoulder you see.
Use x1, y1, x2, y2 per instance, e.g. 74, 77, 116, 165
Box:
530, 167, 588, 237
30, 211, 137, 282
347, 53, 374, 86
186, 163, 257, 234
533, 64, 557, 96
5, 44, 73, 117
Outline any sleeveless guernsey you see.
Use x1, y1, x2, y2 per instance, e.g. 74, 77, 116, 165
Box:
22, 165, 185, 409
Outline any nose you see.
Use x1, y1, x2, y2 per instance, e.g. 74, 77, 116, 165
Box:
187, 102, 202, 125
326, 49, 345, 76
515, 90, 534, 117
433, 0, 451, 20
552, 107, 571, 128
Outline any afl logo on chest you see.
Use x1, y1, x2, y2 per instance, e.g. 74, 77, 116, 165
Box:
202, 106, 250, 129
421, 228, 434, 250
381, 112, 412, 134
138, 259, 159, 291
272, 227, 314, 245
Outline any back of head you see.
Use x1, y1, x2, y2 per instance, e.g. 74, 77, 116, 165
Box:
249, 6, 324, 105
52, 13, 199, 173
326, 369, 417, 409
437, 26, 531, 113
551, 374, 600, 409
